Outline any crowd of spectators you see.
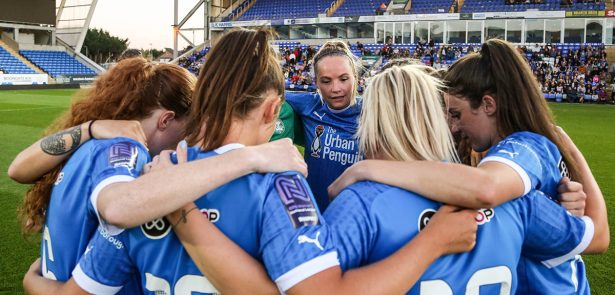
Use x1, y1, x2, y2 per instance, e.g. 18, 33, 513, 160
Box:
374, 41, 613, 103
521, 44, 612, 103
176, 41, 614, 104
377, 41, 480, 68
178, 48, 209, 75
280, 45, 317, 91
280, 42, 369, 92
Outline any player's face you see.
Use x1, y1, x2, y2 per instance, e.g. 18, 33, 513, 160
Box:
445, 93, 497, 153
316, 56, 355, 110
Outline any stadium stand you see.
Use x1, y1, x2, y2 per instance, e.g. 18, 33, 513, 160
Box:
332, 0, 380, 17
224, 0, 610, 16
173, 40, 610, 103
225, 0, 255, 21
237, 0, 332, 20
408, 0, 454, 14
0, 46, 37, 75
19, 50, 96, 78
178, 48, 210, 75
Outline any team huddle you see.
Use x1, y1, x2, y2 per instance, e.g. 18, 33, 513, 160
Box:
9, 28, 609, 294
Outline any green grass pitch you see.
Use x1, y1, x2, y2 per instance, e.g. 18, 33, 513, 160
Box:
0, 89, 613, 293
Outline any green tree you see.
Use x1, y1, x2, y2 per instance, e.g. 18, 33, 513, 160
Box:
81, 28, 129, 64
142, 48, 165, 60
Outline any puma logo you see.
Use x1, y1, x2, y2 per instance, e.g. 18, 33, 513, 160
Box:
297, 231, 324, 251
313, 111, 326, 120
84, 245, 93, 255
498, 150, 519, 158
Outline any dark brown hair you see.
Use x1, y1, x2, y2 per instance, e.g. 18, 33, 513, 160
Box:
185, 28, 285, 150
19, 57, 195, 234
444, 38, 580, 181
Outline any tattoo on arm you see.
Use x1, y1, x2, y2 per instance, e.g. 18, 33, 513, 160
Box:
40, 126, 82, 155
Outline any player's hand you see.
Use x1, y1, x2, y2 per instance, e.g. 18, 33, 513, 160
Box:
26, 257, 41, 275
23, 257, 42, 291
328, 161, 368, 198
143, 140, 187, 175
89, 120, 148, 148
424, 205, 477, 255
558, 177, 586, 216
248, 138, 307, 177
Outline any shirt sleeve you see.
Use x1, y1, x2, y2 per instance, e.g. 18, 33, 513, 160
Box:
259, 173, 339, 292
517, 191, 594, 268
89, 140, 149, 235
72, 227, 135, 294
479, 134, 551, 196
285, 91, 318, 116
323, 187, 376, 271
270, 102, 297, 142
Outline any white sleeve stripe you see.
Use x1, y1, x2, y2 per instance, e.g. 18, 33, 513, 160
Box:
541, 216, 595, 268
275, 251, 340, 292
90, 175, 135, 235
72, 264, 123, 294
479, 156, 531, 195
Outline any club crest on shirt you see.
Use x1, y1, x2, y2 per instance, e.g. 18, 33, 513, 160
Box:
274, 119, 285, 135
141, 217, 172, 240
310, 125, 325, 158
109, 142, 138, 169
275, 175, 319, 228
475, 208, 495, 225
417, 209, 436, 232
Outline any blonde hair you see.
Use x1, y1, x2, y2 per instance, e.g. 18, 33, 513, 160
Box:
312, 40, 361, 105
358, 64, 459, 163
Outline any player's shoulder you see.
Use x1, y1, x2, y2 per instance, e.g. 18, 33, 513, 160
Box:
286, 91, 319, 106
338, 181, 428, 209
90, 137, 148, 155
260, 171, 307, 189
502, 131, 553, 147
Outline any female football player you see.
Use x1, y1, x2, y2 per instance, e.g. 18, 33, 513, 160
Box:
16, 56, 306, 291
284, 40, 363, 211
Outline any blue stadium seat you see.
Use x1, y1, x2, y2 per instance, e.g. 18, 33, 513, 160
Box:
238, 0, 332, 20
20, 50, 96, 78
0, 47, 37, 74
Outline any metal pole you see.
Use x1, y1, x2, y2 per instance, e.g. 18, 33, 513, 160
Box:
173, 0, 179, 59
205, 0, 210, 42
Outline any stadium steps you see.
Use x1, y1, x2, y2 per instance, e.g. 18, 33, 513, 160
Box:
326, 0, 346, 16
0, 40, 47, 76
232, 0, 257, 21
385, 0, 410, 14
